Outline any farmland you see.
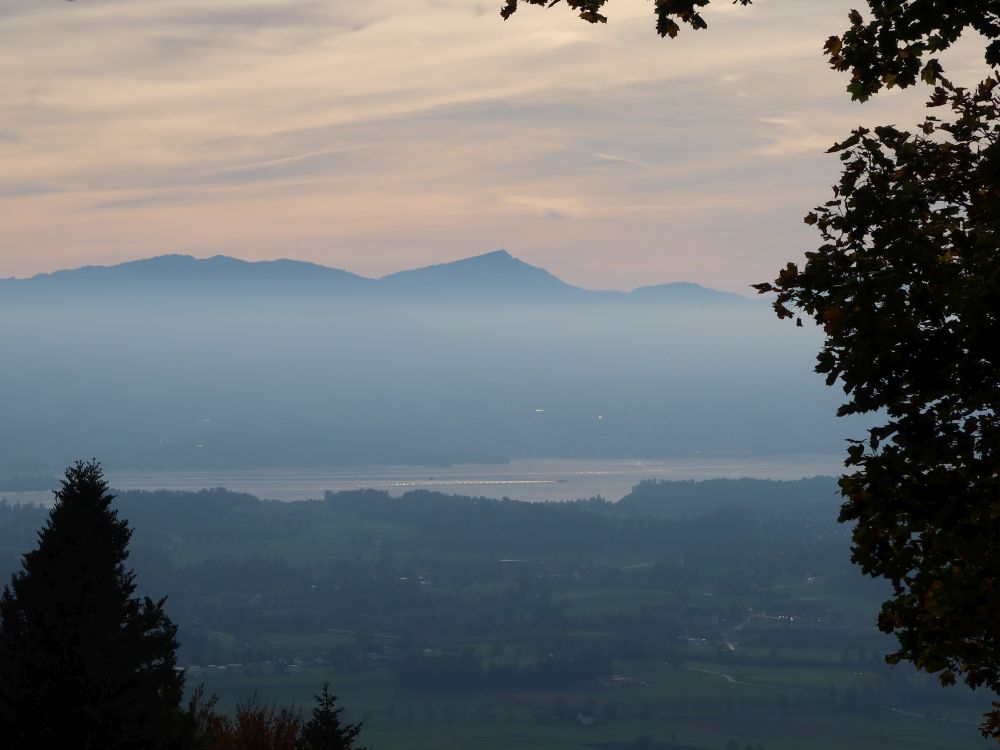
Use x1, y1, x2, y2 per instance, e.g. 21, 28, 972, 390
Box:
0, 478, 990, 749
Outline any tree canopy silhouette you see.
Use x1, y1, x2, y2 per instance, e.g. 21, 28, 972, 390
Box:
500, 1, 999, 100
299, 682, 366, 750
757, 72, 1000, 738
0, 460, 189, 749
500, 0, 1000, 736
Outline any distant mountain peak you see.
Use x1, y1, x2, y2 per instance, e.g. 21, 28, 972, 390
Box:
474, 248, 512, 260
379, 248, 520, 276
376, 249, 583, 299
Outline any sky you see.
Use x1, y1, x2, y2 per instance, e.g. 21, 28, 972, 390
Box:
0, 0, 988, 292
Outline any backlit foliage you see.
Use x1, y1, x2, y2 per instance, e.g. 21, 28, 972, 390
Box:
756, 74, 1000, 737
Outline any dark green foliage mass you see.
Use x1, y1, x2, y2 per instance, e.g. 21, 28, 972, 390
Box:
0, 461, 188, 749
756, 74, 1000, 737
299, 682, 365, 750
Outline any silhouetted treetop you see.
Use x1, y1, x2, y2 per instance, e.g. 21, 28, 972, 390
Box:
0, 460, 188, 749
500, 0, 1000, 100
299, 682, 366, 750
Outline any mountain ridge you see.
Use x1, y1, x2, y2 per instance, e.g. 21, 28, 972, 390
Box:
1, 250, 755, 305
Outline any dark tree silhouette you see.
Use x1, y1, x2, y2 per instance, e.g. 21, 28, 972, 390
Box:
500, 1, 998, 100
0, 460, 189, 749
757, 74, 1000, 737
299, 682, 365, 750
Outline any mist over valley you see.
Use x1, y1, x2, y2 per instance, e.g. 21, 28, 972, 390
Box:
1, 250, 864, 475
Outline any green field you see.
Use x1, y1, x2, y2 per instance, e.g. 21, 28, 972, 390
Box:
191, 657, 990, 750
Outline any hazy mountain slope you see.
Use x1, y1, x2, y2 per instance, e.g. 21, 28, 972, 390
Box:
628, 281, 754, 306
0, 254, 373, 302
618, 476, 841, 517
376, 249, 587, 301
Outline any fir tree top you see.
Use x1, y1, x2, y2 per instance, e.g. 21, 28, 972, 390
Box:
0, 460, 189, 750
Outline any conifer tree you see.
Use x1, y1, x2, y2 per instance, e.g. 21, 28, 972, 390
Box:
0, 460, 189, 749
299, 682, 365, 750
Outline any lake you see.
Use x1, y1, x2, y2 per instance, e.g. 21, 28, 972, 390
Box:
79, 455, 845, 503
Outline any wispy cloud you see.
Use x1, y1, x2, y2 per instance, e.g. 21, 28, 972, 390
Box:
594, 153, 654, 169
0, 0, 983, 290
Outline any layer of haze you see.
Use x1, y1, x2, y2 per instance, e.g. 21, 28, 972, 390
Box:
0, 0, 988, 292
0, 254, 871, 473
